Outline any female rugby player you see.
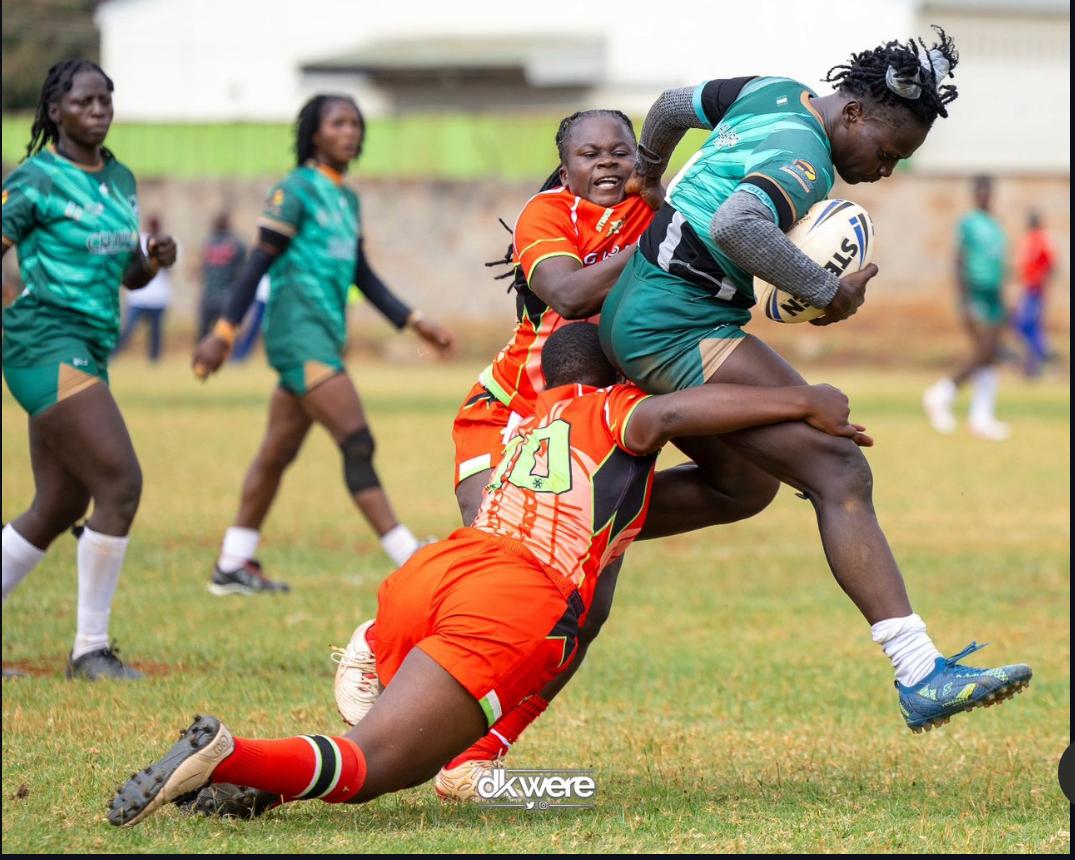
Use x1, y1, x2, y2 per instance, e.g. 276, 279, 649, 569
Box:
2, 60, 177, 680
599, 29, 1030, 728
192, 94, 454, 594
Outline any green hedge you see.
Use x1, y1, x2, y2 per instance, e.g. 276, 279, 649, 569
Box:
2, 114, 709, 180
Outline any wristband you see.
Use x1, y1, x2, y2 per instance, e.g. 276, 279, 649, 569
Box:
212, 319, 237, 348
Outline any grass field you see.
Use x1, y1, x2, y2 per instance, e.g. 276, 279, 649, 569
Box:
1, 357, 1069, 853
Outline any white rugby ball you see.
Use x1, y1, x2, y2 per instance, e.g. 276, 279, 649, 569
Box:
754, 199, 875, 324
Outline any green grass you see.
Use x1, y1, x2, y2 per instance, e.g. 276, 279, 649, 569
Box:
1, 114, 711, 180
1, 358, 1069, 853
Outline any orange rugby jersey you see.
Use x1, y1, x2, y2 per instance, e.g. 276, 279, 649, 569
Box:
472, 383, 657, 604
478, 188, 654, 415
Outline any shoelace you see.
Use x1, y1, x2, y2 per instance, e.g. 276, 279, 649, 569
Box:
329, 647, 376, 675
944, 641, 988, 667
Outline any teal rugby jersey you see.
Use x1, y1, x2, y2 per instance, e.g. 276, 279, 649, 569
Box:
957, 210, 1006, 291
258, 163, 359, 359
639, 76, 834, 305
2, 148, 140, 360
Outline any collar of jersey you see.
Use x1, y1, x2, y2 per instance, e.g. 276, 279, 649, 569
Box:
307, 160, 345, 186
48, 145, 105, 173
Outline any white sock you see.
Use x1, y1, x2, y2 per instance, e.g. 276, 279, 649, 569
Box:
73, 527, 129, 660
969, 367, 999, 424
870, 613, 943, 687
380, 524, 420, 567
2, 524, 46, 604
218, 527, 260, 571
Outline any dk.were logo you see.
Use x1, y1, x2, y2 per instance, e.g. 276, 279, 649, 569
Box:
475, 767, 596, 810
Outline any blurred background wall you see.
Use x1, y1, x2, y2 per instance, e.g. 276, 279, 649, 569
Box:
2, 0, 1068, 359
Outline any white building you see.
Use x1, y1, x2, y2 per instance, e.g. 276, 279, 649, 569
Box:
96, 0, 1069, 173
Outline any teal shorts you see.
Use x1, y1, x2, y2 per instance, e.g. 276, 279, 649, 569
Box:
599, 252, 750, 394
272, 355, 345, 396
2, 338, 110, 417
965, 289, 1006, 326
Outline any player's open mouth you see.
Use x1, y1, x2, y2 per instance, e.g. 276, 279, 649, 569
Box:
593, 176, 623, 189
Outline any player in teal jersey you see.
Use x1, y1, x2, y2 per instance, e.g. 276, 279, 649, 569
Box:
600, 29, 1031, 731
1, 60, 177, 680
192, 95, 454, 595
923, 175, 1011, 440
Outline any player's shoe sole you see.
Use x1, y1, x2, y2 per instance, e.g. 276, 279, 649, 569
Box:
906, 676, 1031, 733
108, 715, 234, 827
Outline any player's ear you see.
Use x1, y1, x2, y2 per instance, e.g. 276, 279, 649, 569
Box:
558, 164, 568, 187
842, 99, 864, 127
47, 100, 62, 125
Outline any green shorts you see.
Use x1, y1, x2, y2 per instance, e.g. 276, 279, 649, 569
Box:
965, 289, 1006, 326
272, 356, 345, 396
599, 252, 750, 394
2, 338, 110, 417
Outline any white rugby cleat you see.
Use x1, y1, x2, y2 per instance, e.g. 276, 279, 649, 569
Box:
968, 417, 1011, 441
434, 759, 494, 802
331, 619, 380, 726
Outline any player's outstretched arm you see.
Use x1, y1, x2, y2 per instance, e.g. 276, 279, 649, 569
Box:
528, 247, 636, 320
624, 383, 873, 454
192, 226, 287, 379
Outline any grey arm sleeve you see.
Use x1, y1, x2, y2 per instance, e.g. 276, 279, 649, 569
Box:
635, 87, 707, 180
710, 191, 839, 308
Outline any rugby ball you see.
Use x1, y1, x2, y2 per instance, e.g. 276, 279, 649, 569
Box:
754, 199, 875, 324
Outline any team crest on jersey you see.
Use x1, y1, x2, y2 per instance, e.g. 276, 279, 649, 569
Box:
98, 182, 110, 197
713, 124, 740, 150
780, 160, 817, 193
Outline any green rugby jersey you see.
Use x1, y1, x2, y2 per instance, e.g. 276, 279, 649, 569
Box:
2, 148, 140, 361
258, 163, 359, 360
957, 210, 1006, 291
640, 76, 834, 305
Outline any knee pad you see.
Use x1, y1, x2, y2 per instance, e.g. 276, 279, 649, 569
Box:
341, 428, 380, 493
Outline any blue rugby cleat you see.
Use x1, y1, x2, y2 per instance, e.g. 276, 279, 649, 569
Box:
897, 642, 1031, 733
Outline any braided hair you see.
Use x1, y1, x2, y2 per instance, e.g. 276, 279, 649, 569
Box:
823, 26, 959, 127
487, 110, 637, 301
25, 59, 115, 161
294, 94, 365, 166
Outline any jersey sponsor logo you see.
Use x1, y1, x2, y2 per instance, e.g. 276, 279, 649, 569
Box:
86, 230, 139, 255
71, 357, 89, 367
64, 200, 105, 222
582, 244, 624, 267
779, 160, 817, 194
776, 96, 789, 105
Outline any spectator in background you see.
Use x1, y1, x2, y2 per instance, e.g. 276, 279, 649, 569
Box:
200, 212, 246, 340
1013, 211, 1056, 378
923, 176, 1010, 440
115, 214, 172, 362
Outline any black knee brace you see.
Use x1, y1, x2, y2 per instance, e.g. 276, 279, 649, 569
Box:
341, 428, 380, 493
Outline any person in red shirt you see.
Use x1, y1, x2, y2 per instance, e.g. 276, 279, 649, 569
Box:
108, 323, 871, 827
1013, 211, 1057, 377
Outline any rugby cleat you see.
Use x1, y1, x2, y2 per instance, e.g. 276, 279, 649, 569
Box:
176, 782, 281, 819
434, 759, 495, 802
67, 644, 143, 681
209, 559, 290, 596
108, 715, 234, 827
331, 620, 380, 726
897, 642, 1032, 733
922, 381, 957, 435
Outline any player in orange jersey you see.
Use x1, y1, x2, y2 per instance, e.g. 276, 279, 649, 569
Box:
109, 323, 871, 826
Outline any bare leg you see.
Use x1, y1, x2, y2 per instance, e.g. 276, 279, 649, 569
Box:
233, 387, 312, 530
454, 470, 491, 526
11, 419, 91, 549
347, 648, 487, 801
705, 335, 911, 624
952, 320, 1002, 386
300, 373, 399, 537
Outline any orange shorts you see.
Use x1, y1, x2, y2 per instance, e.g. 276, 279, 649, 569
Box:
450, 381, 525, 487
375, 527, 584, 726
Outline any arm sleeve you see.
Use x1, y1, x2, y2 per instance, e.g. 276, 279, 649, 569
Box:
634, 86, 703, 180
738, 126, 832, 232
222, 227, 290, 325
693, 77, 759, 128
2, 166, 46, 246
710, 190, 839, 308
353, 238, 412, 330
513, 195, 581, 283
603, 385, 655, 455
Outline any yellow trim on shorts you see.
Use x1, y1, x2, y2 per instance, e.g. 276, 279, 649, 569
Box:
699, 336, 746, 382
57, 364, 101, 403
303, 361, 339, 393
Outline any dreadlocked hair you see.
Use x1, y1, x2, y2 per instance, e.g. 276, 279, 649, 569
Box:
294, 94, 365, 166
25, 59, 115, 161
823, 25, 959, 127
555, 109, 634, 162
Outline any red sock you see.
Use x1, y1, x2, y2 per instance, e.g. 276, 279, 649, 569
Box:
213, 735, 367, 803
445, 695, 549, 768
